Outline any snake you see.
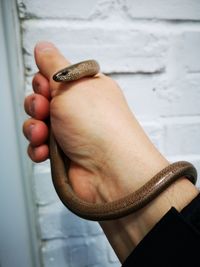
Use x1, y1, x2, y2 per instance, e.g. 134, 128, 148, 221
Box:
49, 59, 197, 221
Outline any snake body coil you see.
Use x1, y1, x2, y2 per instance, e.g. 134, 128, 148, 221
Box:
49, 60, 197, 221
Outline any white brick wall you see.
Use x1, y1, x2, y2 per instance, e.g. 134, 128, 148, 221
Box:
18, 0, 200, 266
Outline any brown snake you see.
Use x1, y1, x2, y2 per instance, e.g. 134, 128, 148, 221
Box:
49, 60, 197, 221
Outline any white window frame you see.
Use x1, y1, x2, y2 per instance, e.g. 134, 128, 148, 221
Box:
0, 0, 41, 266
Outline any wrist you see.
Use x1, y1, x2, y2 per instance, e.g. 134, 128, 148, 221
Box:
100, 177, 199, 263
93, 113, 199, 263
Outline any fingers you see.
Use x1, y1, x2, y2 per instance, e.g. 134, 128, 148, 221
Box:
24, 93, 50, 120
23, 97, 49, 162
27, 144, 49, 163
23, 118, 49, 162
23, 119, 49, 162
32, 72, 51, 100
23, 91, 50, 162
23, 119, 48, 146
24, 41, 71, 162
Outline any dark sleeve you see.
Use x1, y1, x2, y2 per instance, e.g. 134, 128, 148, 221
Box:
122, 193, 200, 267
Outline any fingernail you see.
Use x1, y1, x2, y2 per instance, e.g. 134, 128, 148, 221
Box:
35, 41, 56, 52
28, 124, 34, 140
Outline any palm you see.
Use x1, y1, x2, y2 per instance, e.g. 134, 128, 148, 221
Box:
50, 75, 135, 205
68, 161, 103, 203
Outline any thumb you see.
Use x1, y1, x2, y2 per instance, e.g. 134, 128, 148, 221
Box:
34, 41, 70, 89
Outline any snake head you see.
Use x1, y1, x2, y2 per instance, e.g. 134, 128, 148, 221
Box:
53, 69, 70, 82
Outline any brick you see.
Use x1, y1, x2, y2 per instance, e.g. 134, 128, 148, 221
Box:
126, 0, 200, 21
38, 203, 104, 240
42, 239, 91, 267
34, 170, 59, 206
70, 244, 90, 267
156, 74, 200, 117
18, 0, 200, 21
84, 238, 104, 266
107, 243, 119, 263
18, 0, 110, 20
24, 75, 33, 95
109, 74, 160, 118
42, 240, 71, 267
167, 32, 200, 75
182, 32, 200, 72
86, 235, 114, 266
39, 203, 91, 239
113, 73, 200, 118
86, 221, 103, 236
22, 21, 167, 76
141, 121, 164, 151
42, 236, 116, 267
163, 116, 200, 156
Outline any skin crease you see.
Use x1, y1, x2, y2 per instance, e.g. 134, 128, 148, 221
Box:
23, 42, 199, 263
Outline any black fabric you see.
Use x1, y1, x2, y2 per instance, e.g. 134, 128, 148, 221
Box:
122, 193, 200, 267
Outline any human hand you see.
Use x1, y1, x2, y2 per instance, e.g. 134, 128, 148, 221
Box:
23, 41, 170, 204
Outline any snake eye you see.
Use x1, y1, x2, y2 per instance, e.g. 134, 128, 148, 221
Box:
61, 70, 69, 76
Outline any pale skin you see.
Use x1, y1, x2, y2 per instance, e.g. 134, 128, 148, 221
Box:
23, 42, 199, 263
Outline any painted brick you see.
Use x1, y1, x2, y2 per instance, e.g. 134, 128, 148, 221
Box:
163, 117, 200, 156
24, 75, 34, 96
86, 236, 114, 266
86, 221, 103, 236
70, 244, 89, 267
34, 170, 58, 206
42, 240, 71, 267
18, 0, 200, 21
39, 202, 93, 239
183, 32, 200, 72
107, 243, 119, 264
126, 0, 200, 20
167, 32, 200, 75
114, 73, 200, 118
141, 121, 164, 152
22, 21, 167, 76
18, 0, 112, 20
42, 237, 120, 267
114, 74, 164, 118
155, 73, 200, 116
